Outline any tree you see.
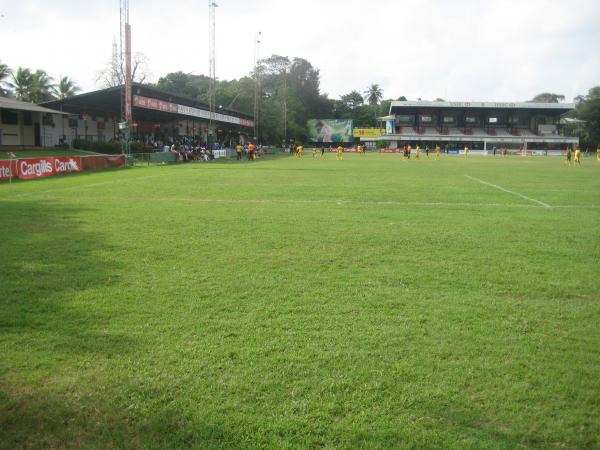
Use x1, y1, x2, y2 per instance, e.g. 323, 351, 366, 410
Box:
364, 84, 383, 105
396, 96, 407, 101
530, 93, 565, 103
29, 70, 55, 103
53, 76, 80, 100
573, 86, 600, 147
340, 91, 364, 110
9, 67, 34, 100
96, 52, 152, 88
155, 71, 212, 102
0, 60, 12, 97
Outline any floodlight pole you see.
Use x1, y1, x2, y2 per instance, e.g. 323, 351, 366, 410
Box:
208, 0, 218, 149
253, 31, 261, 143
119, 0, 132, 155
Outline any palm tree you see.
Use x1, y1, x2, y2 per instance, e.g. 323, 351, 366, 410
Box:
9, 67, 34, 100
0, 61, 12, 96
30, 70, 55, 103
54, 76, 81, 100
364, 84, 383, 106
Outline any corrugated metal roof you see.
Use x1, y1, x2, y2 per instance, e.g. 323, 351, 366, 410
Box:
0, 97, 68, 115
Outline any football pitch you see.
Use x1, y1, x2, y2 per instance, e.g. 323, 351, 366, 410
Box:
1, 153, 599, 449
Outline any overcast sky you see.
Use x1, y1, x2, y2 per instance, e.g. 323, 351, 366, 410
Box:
1, 0, 598, 102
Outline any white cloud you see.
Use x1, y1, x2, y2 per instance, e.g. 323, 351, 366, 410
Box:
0, 0, 598, 102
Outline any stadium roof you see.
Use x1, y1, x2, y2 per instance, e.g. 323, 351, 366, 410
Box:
0, 96, 68, 115
390, 100, 575, 111
42, 83, 254, 127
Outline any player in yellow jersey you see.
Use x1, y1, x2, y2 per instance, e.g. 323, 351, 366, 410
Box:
337, 145, 344, 160
235, 143, 243, 160
574, 148, 582, 166
415, 145, 420, 160
464, 145, 469, 157
312, 147, 317, 158
435, 145, 441, 160
596, 146, 600, 161
298, 145, 304, 158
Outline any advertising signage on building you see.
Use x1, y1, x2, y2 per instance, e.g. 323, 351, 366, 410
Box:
132, 95, 254, 128
353, 128, 384, 138
307, 119, 353, 143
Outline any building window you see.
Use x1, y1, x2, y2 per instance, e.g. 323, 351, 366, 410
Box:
23, 111, 33, 126
1, 109, 19, 125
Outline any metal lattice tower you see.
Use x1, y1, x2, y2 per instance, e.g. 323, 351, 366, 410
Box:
119, 0, 132, 155
119, 0, 130, 123
253, 31, 261, 142
208, 1, 218, 146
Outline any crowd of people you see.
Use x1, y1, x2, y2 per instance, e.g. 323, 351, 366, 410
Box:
143, 135, 232, 162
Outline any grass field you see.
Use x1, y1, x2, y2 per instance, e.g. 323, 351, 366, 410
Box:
1, 153, 599, 449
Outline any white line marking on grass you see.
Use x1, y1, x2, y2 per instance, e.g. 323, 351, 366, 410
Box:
5, 192, 597, 210
6, 173, 175, 199
100, 196, 555, 209
465, 175, 552, 209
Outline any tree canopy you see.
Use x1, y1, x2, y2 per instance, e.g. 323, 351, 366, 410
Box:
573, 86, 600, 147
530, 93, 565, 103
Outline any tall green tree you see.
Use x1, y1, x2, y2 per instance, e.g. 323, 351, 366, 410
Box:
9, 67, 34, 100
364, 84, 383, 105
340, 91, 364, 110
54, 76, 80, 100
29, 70, 55, 103
573, 86, 600, 147
530, 93, 565, 103
9, 68, 55, 103
0, 60, 12, 97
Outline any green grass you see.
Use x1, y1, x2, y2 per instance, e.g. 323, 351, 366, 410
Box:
1, 153, 599, 449
0, 149, 102, 159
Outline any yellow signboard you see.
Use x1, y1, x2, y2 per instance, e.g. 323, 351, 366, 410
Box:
353, 128, 384, 138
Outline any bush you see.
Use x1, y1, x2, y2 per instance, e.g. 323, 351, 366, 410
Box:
376, 140, 388, 149
130, 142, 149, 154
72, 139, 122, 155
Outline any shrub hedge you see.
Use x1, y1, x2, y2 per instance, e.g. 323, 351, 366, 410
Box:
72, 139, 149, 154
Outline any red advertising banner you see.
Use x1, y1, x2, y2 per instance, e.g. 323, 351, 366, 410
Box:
380, 148, 402, 153
16, 157, 81, 180
1, 155, 125, 183
133, 95, 178, 114
81, 155, 125, 171
0, 159, 17, 181
125, 23, 133, 122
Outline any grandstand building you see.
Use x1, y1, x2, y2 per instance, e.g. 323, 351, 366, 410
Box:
40, 83, 254, 147
375, 101, 578, 151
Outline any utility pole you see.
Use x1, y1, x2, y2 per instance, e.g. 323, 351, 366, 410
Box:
208, 0, 218, 149
253, 31, 261, 143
